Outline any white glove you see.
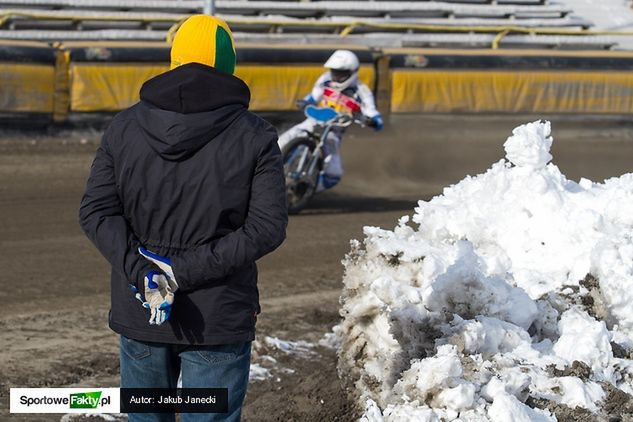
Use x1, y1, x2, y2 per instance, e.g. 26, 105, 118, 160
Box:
143, 271, 175, 325
139, 246, 179, 291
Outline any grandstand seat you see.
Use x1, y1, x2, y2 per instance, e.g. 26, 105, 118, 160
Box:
0, 0, 617, 50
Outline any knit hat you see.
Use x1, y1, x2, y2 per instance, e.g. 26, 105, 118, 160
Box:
170, 15, 236, 74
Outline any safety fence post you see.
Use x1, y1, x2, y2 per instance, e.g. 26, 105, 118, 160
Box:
53, 44, 70, 123
375, 54, 392, 116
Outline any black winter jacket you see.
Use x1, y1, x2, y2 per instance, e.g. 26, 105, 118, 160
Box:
79, 63, 288, 345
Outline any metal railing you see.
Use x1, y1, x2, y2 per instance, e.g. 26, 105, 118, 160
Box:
1, 10, 633, 49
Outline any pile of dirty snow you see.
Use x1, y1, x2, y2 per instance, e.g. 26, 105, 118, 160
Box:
249, 336, 318, 382
336, 120, 633, 421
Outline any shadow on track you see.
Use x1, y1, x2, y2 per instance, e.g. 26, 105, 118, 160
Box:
294, 192, 419, 216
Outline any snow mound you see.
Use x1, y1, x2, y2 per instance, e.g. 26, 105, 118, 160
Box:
504, 119, 552, 169
337, 120, 633, 421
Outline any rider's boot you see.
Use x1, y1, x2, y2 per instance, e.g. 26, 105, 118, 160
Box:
317, 155, 341, 192
316, 172, 341, 193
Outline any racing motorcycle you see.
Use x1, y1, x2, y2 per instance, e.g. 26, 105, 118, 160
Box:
281, 105, 369, 214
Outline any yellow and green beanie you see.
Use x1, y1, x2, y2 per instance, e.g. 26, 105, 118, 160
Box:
170, 15, 236, 74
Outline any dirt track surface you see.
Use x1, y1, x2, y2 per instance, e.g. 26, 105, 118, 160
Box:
1, 115, 633, 421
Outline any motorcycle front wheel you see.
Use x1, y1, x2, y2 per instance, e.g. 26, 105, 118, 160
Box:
281, 137, 320, 214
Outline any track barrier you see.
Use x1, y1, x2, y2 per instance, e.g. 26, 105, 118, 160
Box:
2, 41, 633, 122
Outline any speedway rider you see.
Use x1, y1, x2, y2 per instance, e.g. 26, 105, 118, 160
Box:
278, 49, 384, 192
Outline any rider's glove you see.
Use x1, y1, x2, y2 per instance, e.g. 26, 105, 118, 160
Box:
296, 95, 316, 110
139, 246, 179, 292
368, 115, 384, 131
128, 283, 146, 304
142, 271, 175, 325
128, 272, 175, 325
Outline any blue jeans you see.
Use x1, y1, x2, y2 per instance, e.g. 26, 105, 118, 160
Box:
120, 336, 251, 422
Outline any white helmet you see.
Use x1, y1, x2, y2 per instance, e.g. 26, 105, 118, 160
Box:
324, 49, 359, 91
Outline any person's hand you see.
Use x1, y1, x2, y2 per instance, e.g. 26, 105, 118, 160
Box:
296, 95, 316, 110
139, 246, 179, 292
368, 115, 384, 131
142, 271, 175, 325
296, 99, 310, 109
128, 283, 146, 304
128, 272, 174, 325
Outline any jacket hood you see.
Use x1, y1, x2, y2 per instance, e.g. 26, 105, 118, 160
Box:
135, 63, 250, 161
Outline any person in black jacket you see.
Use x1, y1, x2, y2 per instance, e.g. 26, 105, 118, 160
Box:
79, 15, 287, 421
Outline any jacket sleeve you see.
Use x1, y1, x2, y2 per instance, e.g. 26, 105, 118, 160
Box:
356, 82, 381, 119
172, 128, 288, 292
79, 132, 157, 288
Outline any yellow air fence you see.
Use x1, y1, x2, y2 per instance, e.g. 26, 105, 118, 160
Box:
387, 49, 633, 114
3, 41, 633, 121
0, 40, 56, 115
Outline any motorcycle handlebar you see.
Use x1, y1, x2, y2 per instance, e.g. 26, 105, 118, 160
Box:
306, 106, 369, 128
328, 113, 369, 128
